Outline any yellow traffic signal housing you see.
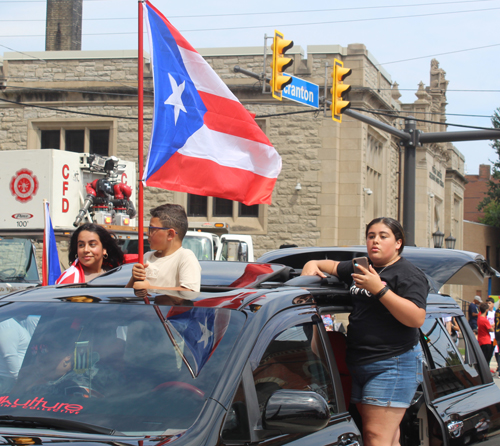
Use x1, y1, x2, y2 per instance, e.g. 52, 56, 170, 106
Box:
331, 58, 352, 122
271, 30, 294, 100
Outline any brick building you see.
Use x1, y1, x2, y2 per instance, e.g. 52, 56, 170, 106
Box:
463, 164, 500, 299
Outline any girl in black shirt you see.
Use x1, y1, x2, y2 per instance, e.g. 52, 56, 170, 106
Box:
302, 217, 428, 446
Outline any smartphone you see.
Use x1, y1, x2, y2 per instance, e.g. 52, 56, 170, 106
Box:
352, 256, 369, 274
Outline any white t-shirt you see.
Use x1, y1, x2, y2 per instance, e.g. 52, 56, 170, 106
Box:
487, 310, 496, 343
144, 247, 201, 292
0, 318, 30, 379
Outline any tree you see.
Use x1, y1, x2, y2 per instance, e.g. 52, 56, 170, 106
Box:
478, 107, 500, 227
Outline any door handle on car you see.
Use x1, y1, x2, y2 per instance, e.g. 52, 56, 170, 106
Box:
447, 420, 464, 438
338, 433, 361, 446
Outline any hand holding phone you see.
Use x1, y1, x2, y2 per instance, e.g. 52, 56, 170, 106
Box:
352, 257, 369, 274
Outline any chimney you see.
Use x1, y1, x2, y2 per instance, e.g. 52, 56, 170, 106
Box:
479, 164, 491, 181
45, 0, 83, 51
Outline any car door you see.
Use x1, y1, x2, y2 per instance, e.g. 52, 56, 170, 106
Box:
420, 309, 500, 445
221, 307, 361, 446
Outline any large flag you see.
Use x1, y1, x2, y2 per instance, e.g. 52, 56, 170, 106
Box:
142, 1, 282, 206
42, 201, 61, 286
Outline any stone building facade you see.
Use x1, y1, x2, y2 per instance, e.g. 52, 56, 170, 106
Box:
0, 44, 466, 286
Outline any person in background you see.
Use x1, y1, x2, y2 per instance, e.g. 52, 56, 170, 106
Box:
0, 318, 30, 393
56, 223, 125, 284
486, 298, 498, 372
468, 296, 482, 334
495, 303, 500, 373
478, 302, 494, 366
301, 217, 428, 446
127, 204, 201, 292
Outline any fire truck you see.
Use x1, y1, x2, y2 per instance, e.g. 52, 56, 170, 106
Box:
0, 150, 254, 292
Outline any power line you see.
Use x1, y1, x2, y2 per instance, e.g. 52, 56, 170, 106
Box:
0, 97, 150, 120
2, 5, 500, 36
0, 0, 496, 20
379, 43, 500, 65
351, 107, 497, 131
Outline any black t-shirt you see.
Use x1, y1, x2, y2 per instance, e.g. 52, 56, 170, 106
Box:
337, 256, 428, 366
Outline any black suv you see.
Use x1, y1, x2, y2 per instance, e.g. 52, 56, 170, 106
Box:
0, 246, 497, 446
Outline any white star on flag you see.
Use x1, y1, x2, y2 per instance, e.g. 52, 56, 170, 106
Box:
164, 73, 186, 124
197, 317, 213, 348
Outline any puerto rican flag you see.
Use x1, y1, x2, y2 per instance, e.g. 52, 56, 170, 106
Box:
166, 306, 231, 376
142, 1, 282, 206
42, 201, 61, 286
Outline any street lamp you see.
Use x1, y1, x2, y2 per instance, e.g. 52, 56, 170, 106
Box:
445, 234, 456, 250
432, 230, 444, 248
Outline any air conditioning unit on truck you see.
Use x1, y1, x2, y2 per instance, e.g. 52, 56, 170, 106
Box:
0, 149, 137, 293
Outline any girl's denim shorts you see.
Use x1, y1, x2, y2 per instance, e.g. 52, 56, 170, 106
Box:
347, 344, 423, 408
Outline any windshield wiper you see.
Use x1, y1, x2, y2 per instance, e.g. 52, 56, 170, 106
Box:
0, 415, 123, 436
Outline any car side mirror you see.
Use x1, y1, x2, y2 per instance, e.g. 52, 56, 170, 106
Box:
263, 389, 330, 434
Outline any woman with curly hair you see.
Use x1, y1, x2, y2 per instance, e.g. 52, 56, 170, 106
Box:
56, 223, 125, 284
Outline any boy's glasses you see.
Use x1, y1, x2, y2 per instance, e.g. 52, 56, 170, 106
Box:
148, 226, 177, 236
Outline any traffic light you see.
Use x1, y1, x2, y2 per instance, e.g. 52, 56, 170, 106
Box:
331, 58, 352, 122
271, 30, 294, 100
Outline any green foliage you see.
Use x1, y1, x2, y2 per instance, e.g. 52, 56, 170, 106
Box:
477, 107, 500, 226
479, 201, 500, 228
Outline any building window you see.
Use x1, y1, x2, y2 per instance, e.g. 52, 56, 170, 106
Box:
41, 130, 60, 150
239, 203, 259, 217
365, 134, 385, 221
41, 128, 109, 155
31, 119, 115, 155
188, 194, 260, 220
187, 194, 208, 217
213, 198, 233, 217
65, 130, 85, 153
89, 130, 110, 156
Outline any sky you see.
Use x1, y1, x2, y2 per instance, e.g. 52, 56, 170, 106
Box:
1, 0, 500, 175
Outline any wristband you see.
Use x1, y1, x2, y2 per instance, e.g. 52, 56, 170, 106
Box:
374, 285, 389, 300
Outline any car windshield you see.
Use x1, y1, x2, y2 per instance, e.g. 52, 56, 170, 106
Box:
0, 301, 245, 436
0, 238, 39, 282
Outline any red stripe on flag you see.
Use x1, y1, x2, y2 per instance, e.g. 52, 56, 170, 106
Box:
199, 91, 272, 146
145, 1, 197, 53
145, 152, 276, 205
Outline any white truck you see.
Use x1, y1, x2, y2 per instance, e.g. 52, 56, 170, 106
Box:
185, 223, 254, 262
0, 149, 137, 292
0, 150, 254, 291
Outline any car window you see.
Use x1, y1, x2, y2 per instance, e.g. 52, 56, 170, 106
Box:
421, 314, 482, 399
252, 321, 336, 415
222, 380, 250, 442
0, 302, 245, 436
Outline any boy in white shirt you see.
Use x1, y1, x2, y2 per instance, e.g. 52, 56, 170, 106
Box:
127, 204, 201, 292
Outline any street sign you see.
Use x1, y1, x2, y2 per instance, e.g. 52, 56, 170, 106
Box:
282, 75, 319, 109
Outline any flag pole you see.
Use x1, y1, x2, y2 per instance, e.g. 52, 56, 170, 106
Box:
138, 0, 144, 265
42, 199, 48, 286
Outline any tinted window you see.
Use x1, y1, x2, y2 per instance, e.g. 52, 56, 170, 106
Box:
252, 322, 336, 414
0, 302, 245, 436
421, 315, 482, 399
